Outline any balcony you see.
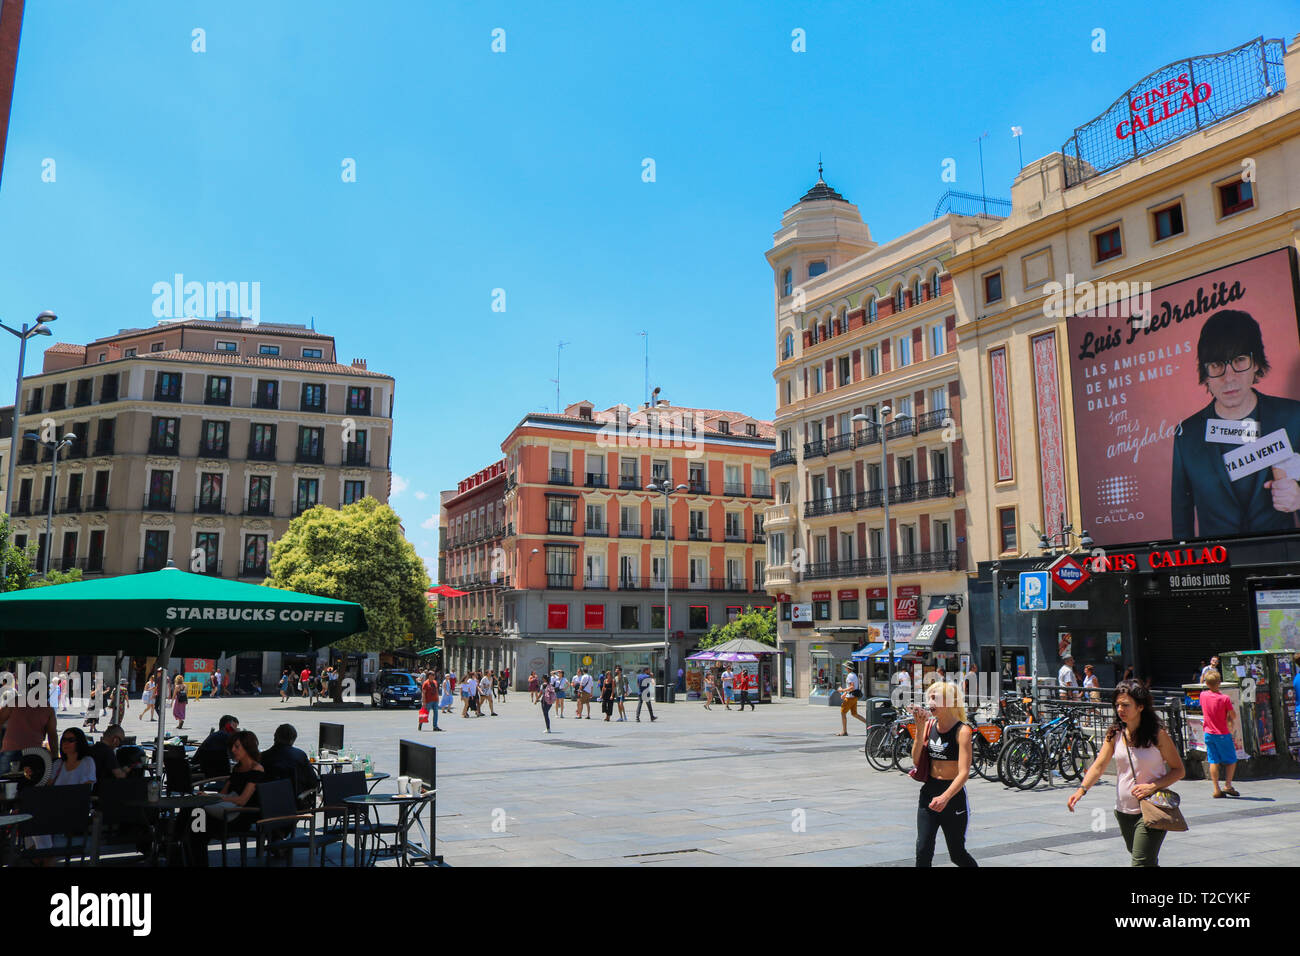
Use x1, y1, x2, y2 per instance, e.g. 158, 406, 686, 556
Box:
764, 503, 793, 526
343, 447, 370, 467
93, 437, 115, 455
295, 449, 324, 464
687, 526, 711, 541
885, 417, 917, 440
143, 494, 177, 512
650, 526, 672, 540
584, 473, 608, 488
618, 474, 640, 490
300, 399, 325, 413
764, 563, 792, 588
723, 482, 747, 497
59, 496, 82, 514
803, 550, 960, 580
855, 424, 881, 447
585, 525, 609, 537
804, 440, 827, 459
138, 558, 169, 573
505, 476, 517, 492
29, 498, 48, 516
253, 394, 279, 410
804, 494, 857, 518
243, 498, 273, 516
548, 468, 572, 485
147, 440, 179, 456
64, 439, 86, 460
238, 563, 268, 579
687, 479, 709, 495
770, 450, 796, 468
917, 408, 948, 433
74, 386, 93, 408
25, 399, 41, 414
618, 524, 642, 538
347, 400, 372, 417
197, 560, 224, 577
154, 386, 182, 402
547, 573, 575, 590
617, 576, 647, 591
547, 518, 575, 535
826, 433, 854, 455
205, 392, 232, 407
752, 483, 773, 498
48, 394, 66, 412
890, 476, 954, 504
724, 528, 746, 542
194, 496, 227, 515
753, 531, 766, 544
247, 444, 277, 462
11, 499, 33, 517
582, 576, 609, 589
199, 443, 230, 459
99, 381, 118, 403
18, 449, 37, 465
86, 493, 110, 512
84, 555, 105, 574
293, 500, 320, 517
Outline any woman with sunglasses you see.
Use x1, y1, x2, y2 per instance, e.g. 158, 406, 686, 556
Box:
1068, 679, 1185, 866
910, 681, 978, 867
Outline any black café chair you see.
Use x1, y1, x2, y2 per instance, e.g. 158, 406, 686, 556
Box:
317, 771, 399, 866
164, 756, 227, 795
88, 777, 150, 866
252, 779, 320, 866
17, 784, 94, 866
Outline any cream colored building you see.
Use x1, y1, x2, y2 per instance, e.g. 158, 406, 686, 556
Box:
3, 317, 393, 582
763, 173, 1003, 698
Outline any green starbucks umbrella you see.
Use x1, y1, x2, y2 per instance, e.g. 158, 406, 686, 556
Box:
0, 565, 366, 777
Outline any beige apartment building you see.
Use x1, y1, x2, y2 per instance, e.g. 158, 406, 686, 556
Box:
947, 34, 1300, 687
2, 317, 393, 584
763, 173, 1006, 699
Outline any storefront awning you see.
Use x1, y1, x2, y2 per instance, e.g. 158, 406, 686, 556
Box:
912, 600, 959, 652
851, 643, 884, 660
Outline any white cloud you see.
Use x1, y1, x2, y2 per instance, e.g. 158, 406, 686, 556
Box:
420, 515, 439, 531
391, 474, 410, 497
414, 490, 428, 501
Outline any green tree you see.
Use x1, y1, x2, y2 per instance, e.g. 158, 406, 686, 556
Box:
698, 606, 777, 649
28, 567, 83, 588
264, 497, 432, 651
0, 513, 80, 591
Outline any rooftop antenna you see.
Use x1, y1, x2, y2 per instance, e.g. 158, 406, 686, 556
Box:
817, 153, 823, 181
639, 331, 649, 407
550, 340, 569, 413
1011, 126, 1024, 170
976, 131, 989, 215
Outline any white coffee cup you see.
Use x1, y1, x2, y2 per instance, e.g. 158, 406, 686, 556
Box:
3, 781, 16, 800
397, 775, 409, 796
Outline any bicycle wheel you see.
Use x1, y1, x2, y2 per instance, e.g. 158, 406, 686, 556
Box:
864, 725, 893, 772
892, 731, 914, 774
1002, 737, 1045, 790
1058, 735, 1097, 781
971, 733, 996, 781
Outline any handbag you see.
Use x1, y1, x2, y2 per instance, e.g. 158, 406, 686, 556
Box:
909, 719, 934, 782
1123, 734, 1188, 832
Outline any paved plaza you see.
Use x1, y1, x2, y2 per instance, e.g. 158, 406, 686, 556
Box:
90, 692, 1300, 867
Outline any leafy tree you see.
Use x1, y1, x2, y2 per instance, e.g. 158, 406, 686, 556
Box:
698, 606, 776, 649
264, 497, 432, 652
0, 514, 79, 591
28, 567, 83, 588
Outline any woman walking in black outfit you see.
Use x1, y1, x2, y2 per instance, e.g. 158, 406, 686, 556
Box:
911, 680, 978, 867
600, 670, 615, 721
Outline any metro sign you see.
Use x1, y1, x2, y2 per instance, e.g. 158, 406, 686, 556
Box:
1051, 555, 1090, 594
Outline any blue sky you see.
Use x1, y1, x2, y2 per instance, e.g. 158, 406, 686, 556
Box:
0, 1, 1293, 576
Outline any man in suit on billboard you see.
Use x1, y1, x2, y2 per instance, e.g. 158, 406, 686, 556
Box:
1171, 310, 1300, 538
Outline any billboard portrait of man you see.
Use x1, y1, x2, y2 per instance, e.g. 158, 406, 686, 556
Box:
1170, 309, 1300, 538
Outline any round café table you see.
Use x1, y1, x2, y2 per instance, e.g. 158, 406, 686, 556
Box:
364, 772, 390, 794
341, 791, 435, 867
126, 793, 224, 865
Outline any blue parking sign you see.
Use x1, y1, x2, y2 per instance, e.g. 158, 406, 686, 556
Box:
1018, 571, 1050, 611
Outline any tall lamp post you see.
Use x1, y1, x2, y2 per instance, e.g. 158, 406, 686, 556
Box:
646, 479, 687, 701
852, 407, 908, 694
1, 312, 58, 589
1031, 514, 1093, 714
27, 430, 77, 575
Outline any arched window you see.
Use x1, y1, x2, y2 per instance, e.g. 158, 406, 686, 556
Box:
894, 285, 905, 313
867, 297, 877, 323
912, 277, 923, 304
782, 332, 793, 360
782, 268, 792, 297
838, 307, 848, 334
930, 271, 942, 299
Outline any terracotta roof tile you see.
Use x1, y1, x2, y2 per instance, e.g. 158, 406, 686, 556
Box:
45, 343, 87, 355
145, 349, 391, 378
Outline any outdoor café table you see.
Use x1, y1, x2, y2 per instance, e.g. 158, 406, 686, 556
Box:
126, 793, 223, 865
341, 791, 435, 868
364, 772, 390, 794
0, 812, 32, 865
313, 756, 354, 775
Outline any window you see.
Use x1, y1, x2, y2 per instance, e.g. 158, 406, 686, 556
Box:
297, 426, 323, 460
931, 448, 949, 480
296, 478, 320, 514
344, 480, 366, 505
867, 590, 887, 620
912, 277, 923, 304
547, 496, 575, 534
746, 423, 757, 436
725, 512, 743, 539
302, 348, 323, 359
585, 503, 605, 532
808, 260, 828, 278
930, 271, 941, 298
933, 519, 952, 553
999, 507, 1017, 553
838, 307, 848, 334
216, 340, 238, 352
347, 387, 371, 414
838, 355, 850, 386
87, 530, 105, 571
769, 532, 786, 567
717, 420, 730, 434
619, 554, 639, 588
651, 605, 671, 629
198, 472, 223, 511
867, 346, 880, 376
900, 523, 917, 555
840, 595, 859, 619
983, 270, 1003, 304
620, 605, 640, 630
243, 535, 268, 575
930, 386, 948, 412
867, 297, 877, 323
249, 423, 276, 459
929, 324, 945, 357
156, 372, 182, 401
619, 505, 638, 535
813, 367, 823, 393
897, 394, 913, 419
782, 333, 794, 360
813, 597, 831, 621
259, 344, 281, 356
782, 268, 792, 296
689, 606, 709, 630
97, 352, 106, 363
301, 383, 325, 411
1094, 226, 1122, 262
1152, 202, 1184, 241
896, 336, 912, 367
247, 475, 271, 513
150, 342, 165, 353
205, 375, 232, 405
195, 532, 220, 574
123, 348, 136, 358
894, 286, 905, 312
149, 417, 179, 453
897, 455, 914, 486
1218, 178, 1254, 217
143, 530, 169, 571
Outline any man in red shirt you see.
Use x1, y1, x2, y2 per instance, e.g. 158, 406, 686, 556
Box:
300, 667, 312, 700
420, 671, 443, 731
1200, 669, 1240, 797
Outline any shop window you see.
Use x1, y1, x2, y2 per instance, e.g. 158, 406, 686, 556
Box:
813, 599, 831, 621
867, 595, 888, 620
620, 605, 640, 630
547, 604, 569, 629
780, 603, 792, 621
651, 605, 671, 629
689, 606, 709, 630
840, 598, 859, 619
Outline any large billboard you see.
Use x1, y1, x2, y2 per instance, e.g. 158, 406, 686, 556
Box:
1067, 248, 1300, 546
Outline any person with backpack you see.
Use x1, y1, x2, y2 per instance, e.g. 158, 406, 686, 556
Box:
635, 668, 657, 723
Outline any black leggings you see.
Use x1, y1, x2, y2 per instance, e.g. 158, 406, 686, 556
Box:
541, 701, 551, 731
916, 779, 977, 867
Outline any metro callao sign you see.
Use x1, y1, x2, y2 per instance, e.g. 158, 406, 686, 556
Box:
1095, 545, 1229, 573
1051, 555, 1090, 594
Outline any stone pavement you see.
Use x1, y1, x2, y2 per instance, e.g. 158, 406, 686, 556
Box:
82, 690, 1300, 866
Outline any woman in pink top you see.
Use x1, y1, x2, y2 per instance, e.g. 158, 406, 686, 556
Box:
1067, 679, 1184, 866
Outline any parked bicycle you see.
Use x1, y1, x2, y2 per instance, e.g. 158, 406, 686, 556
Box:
998, 707, 1097, 790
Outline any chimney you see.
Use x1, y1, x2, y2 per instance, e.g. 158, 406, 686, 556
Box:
351, 358, 367, 369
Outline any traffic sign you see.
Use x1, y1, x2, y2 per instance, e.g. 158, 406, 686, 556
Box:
1050, 555, 1090, 594
1018, 571, 1049, 611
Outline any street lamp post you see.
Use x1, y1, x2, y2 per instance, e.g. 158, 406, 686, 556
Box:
1, 311, 58, 589
646, 480, 687, 701
1030, 513, 1093, 715
27, 430, 77, 576
852, 407, 908, 697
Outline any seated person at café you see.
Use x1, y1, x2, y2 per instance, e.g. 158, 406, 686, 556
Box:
260, 723, 319, 808
88, 724, 129, 785
196, 715, 239, 778
191, 730, 265, 866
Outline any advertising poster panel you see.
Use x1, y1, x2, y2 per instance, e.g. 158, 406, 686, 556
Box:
1067, 249, 1300, 546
